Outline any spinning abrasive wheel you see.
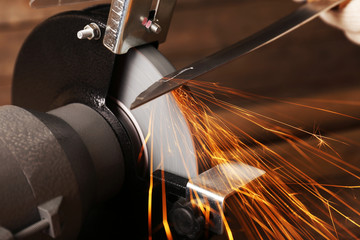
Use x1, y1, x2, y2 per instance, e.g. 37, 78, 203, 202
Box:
7, 5, 197, 239
1, 0, 352, 239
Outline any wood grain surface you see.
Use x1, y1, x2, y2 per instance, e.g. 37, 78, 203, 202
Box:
1, 0, 360, 155
1, 1, 360, 237
1, 0, 359, 134
1, 0, 360, 133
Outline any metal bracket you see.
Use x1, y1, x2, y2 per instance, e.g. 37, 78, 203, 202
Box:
29, 0, 176, 54
186, 163, 265, 235
0, 227, 13, 240
153, 163, 265, 236
38, 196, 63, 238
1, 196, 63, 240
29, 0, 106, 8
103, 0, 176, 54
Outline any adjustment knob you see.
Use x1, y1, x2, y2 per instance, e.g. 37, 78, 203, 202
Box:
169, 198, 205, 240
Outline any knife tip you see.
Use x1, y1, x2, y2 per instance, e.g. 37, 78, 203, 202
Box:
130, 101, 140, 110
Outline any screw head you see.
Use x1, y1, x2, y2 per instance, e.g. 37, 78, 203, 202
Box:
150, 22, 162, 34
170, 198, 205, 240
77, 23, 101, 40
141, 18, 162, 34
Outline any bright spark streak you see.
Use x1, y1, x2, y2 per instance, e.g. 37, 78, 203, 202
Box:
160, 118, 173, 240
147, 109, 155, 240
169, 81, 360, 239
143, 78, 360, 239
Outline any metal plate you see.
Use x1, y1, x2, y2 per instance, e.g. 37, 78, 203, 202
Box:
187, 163, 265, 234
103, 0, 176, 54
29, 0, 107, 8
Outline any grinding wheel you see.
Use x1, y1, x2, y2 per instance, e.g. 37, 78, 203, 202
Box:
12, 6, 197, 180
109, 46, 198, 178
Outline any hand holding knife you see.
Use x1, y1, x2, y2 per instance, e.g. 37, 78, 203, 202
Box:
320, 0, 360, 44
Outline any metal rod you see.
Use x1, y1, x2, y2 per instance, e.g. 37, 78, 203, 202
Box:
14, 219, 49, 239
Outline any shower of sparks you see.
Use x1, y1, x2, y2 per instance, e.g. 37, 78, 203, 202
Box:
146, 79, 360, 239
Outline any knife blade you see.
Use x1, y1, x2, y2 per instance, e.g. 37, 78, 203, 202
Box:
130, 0, 345, 110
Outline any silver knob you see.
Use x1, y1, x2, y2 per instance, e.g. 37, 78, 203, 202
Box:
77, 23, 101, 40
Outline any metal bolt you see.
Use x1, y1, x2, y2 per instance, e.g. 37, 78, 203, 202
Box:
149, 22, 162, 34
77, 23, 101, 40
142, 18, 162, 34
170, 198, 205, 240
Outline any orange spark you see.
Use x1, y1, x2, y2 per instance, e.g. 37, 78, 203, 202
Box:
166, 80, 360, 239
146, 110, 155, 240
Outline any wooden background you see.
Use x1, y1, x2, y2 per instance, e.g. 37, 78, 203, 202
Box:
1, 0, 360, 119
1, 0, 360, 237
1, 0, 360, 188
